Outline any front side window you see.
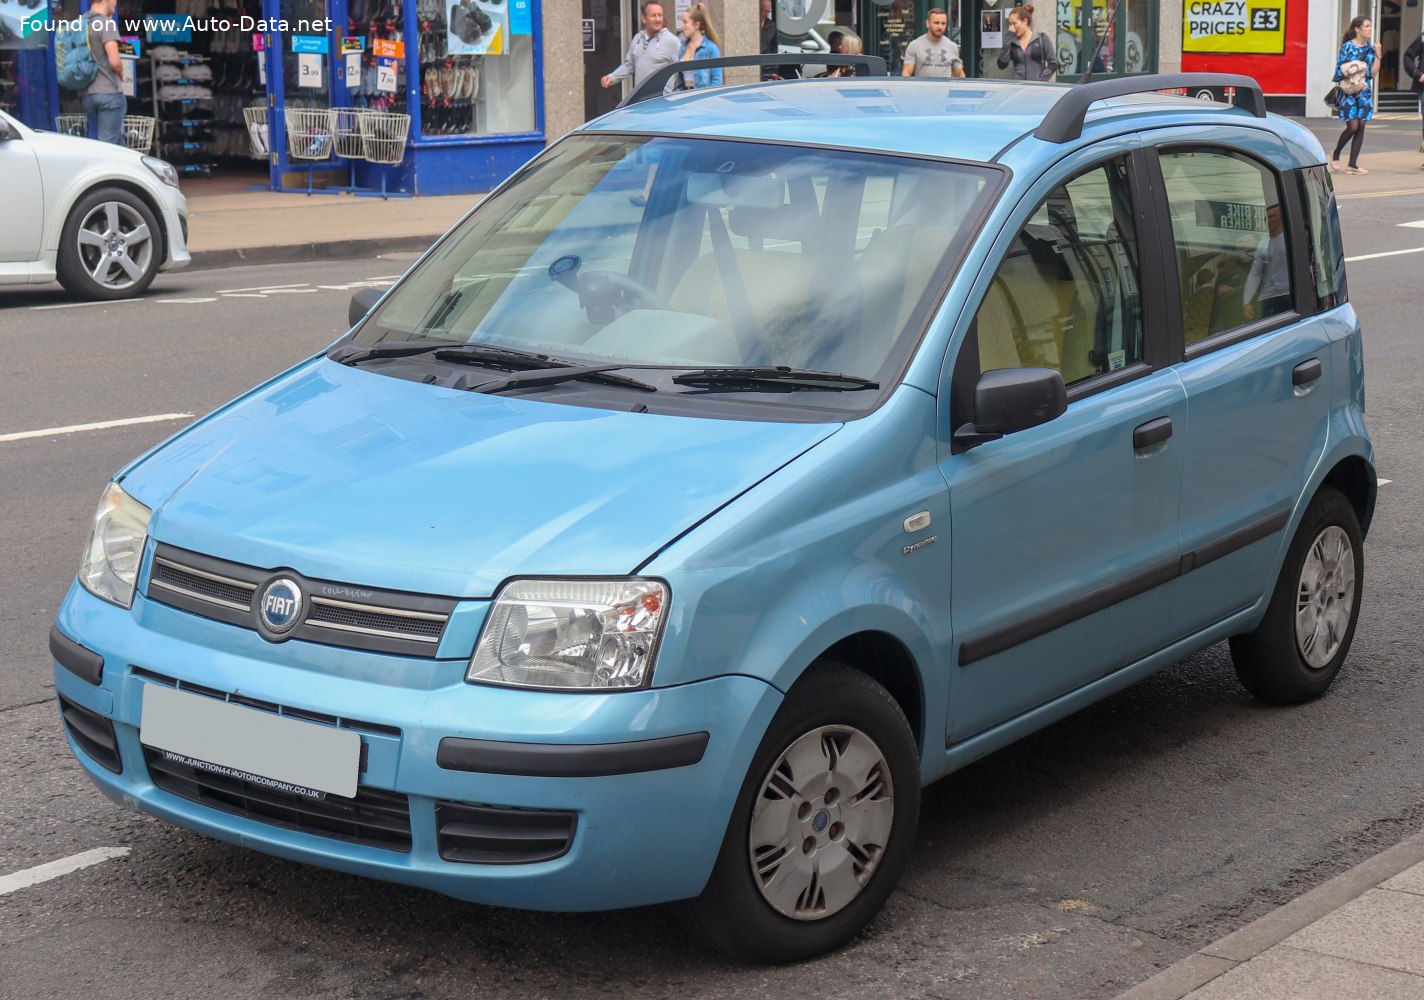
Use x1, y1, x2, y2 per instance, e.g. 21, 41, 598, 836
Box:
352, 135, 996, 416
1160, 148, 1293, 347
973, 157, 1144, 386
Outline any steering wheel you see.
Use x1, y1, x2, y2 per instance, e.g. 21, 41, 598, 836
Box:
549, 255, 671, 322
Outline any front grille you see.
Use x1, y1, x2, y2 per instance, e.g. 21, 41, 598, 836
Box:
435, 801, 576, 865
145, 747, 413, 852
58, 695, 122, 773
145, 543, 458, 658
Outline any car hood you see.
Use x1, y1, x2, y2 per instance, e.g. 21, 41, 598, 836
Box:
122, 359, 840, 597
22, 125, 147, 165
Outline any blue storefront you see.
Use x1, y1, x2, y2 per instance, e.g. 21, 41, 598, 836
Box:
0, 0, 545, 195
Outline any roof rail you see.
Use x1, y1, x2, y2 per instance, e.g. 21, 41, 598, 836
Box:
1033, 73, 1266, 144
620, 54, 889, 108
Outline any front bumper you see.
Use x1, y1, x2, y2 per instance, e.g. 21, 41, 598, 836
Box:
53, 582, 782, 911
158, 185, 190, 272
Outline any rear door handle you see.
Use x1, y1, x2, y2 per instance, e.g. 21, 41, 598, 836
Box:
1133, 416, 1173, 450
1293, 359, 1323, 386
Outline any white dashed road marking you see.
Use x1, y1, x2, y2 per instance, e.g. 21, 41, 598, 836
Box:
1378, 478, 1392, 486
0, 413, 192, 444
1344, 246, 1424, 263
0, 847, 130, 897
157, 298, 219, 304
31, 299, 141, 312
1397, 220, 1424, 229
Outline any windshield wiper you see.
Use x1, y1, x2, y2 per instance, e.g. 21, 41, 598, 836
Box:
672, 366, 879, 392
330, 341, 565, 367
461, 364, 658, 394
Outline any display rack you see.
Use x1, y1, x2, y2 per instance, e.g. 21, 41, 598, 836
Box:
150, 50, 216, 176
54, 112, 156, 152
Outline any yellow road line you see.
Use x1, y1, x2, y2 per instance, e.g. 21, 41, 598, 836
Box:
1337, 187, 1424, 200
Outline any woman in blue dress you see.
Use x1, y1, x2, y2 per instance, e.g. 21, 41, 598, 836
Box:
1331, 17, 1381, 174
678, 4, 723, 90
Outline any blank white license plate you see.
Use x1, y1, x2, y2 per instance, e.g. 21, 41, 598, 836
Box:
140, 684, 360, 799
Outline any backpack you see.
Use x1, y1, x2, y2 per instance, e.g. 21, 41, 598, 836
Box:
56, 20, 100, 91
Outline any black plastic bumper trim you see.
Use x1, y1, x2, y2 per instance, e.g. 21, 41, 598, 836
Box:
437, 732, 710, 777
50, 626, 104, 685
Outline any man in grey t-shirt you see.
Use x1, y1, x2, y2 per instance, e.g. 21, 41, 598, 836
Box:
81, 0, 126, 146
902, 8, 964, 78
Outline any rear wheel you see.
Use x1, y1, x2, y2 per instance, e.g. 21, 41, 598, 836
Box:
1230, 487, 1363, 702
56, 187, 162, 300
680, 661, 920, 963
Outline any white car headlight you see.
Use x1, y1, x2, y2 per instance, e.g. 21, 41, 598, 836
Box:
469, 579, 669, 690
142, 155, 179, 188
78, 482, 151, 609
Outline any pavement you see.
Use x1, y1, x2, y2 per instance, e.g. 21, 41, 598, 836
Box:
178, 170, 482, 270
173, 126, 1424, 1000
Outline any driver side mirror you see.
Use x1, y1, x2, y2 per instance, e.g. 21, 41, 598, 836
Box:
954, 367, 1067, 447
0, 120, 17, 143
348, 286, 387, 328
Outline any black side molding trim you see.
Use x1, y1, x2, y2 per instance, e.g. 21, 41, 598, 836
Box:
1180, 508, 1292, 575
437, 732, 711, 777
959, 507, 1293, 667
50, 626, 104, 685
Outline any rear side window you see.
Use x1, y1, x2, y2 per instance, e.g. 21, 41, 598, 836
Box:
973, 157, 1144, 386
1298, 166, 1347, 311
1159, 148, 1292, 347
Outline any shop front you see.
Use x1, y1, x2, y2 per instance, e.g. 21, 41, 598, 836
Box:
0, 0, 545, 195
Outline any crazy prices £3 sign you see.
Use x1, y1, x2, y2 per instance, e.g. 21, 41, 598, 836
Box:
1184, 1, 1286, 55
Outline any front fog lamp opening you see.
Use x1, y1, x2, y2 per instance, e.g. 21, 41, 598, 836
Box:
468, 580, 668, 690
78, 482, 151, 609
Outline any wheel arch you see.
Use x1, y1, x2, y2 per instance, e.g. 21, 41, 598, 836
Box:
818, 632, 925, 757
1319, 454, 1377, 538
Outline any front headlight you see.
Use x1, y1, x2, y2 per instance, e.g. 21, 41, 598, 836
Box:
142, 155, 179, 188
468, 579, 669, 690
78, 482, 151, 609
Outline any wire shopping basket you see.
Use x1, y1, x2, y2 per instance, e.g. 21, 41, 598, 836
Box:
333, 107, 367, 160
243, 105, 270, 158
122, 115, 155, 153
54, 114, 87, 137
359, 111, 410, 164
283, 107, 336, 161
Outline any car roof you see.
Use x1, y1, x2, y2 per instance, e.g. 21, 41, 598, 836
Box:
581, 79, 1315, 166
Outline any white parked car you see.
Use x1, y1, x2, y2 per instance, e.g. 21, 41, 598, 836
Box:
0, 109, 189, 299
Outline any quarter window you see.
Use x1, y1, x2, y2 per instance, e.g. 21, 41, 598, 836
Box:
1159, 148, 1293, 346
1298, 165, 1347, 312
974, 158, 1144, 386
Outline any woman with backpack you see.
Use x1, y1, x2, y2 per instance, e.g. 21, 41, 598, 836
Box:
997, 4, 1058, 81
1331, 17, 1381, 175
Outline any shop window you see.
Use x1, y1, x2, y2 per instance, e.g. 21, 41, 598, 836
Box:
416, 0, 535, 136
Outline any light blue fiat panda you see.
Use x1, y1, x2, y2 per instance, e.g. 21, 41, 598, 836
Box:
51, 69, 1375, 963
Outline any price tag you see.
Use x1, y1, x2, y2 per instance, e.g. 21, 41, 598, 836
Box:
120, 56, 138, 98
297, 52, 323, 89
258, 53, 267, 85
345, 52, 361, 88
375, 60, 398, 93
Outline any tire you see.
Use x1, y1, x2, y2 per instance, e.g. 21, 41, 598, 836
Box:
679, 661, 920, 963
56, 187, 162, 301
1229, 487, 1364, 703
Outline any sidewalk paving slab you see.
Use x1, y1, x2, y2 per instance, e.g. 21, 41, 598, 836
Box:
1117, 831, 1424, 1000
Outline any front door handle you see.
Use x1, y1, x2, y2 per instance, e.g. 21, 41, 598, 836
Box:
1293, 359, 1323, 387
1133, 416, 1173, 450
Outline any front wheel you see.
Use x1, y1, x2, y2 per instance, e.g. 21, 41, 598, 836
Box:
1230, 487, 1364, 703
56, 187, 162, 300
680, 662, 920, 963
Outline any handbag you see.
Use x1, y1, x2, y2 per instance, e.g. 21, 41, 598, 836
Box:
1325, 84, 1341, 108
1338, 60, 1368, 95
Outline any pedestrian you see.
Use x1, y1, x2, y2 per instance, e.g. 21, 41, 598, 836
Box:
81, 0, 126, 146
901, 8, 964, 78
601, 0, 680, 94
677, 3, 722, 90
1404, 28, 1424, 161
760, 0, 797, 80
823, 34, 867, 78
1330, 17, 1380, 175
997, 4, 1058, 81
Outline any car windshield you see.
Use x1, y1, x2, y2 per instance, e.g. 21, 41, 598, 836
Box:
350, 134, 995, 415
